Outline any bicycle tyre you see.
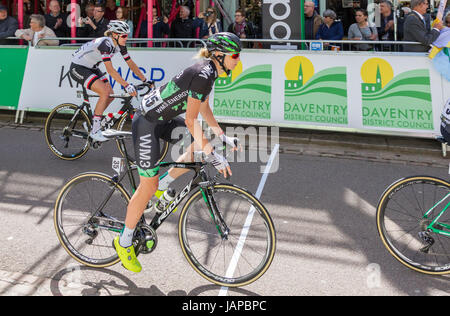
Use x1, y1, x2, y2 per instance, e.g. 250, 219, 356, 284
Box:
44, 103, 91, 160
178, 184, 276, 287
115, 111, 170, 164
54, 172, 131, 268
376, 175, 450, 275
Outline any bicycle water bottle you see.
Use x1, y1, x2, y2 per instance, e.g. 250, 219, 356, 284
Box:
153, 188, 176, 214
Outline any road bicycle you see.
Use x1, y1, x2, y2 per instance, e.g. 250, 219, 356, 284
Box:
53, 130, 276, 287
44, 83, 169, 162
376, 174, 450, 275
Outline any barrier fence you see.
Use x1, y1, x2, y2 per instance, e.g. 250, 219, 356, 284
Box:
0, 38, 448, 140
6, 36, 425, 52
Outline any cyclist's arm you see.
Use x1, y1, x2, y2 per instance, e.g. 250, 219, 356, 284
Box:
199, 96, 223, 137
125, 58, 146, 82
185, 96, 213, 155
103, 60, 129, 88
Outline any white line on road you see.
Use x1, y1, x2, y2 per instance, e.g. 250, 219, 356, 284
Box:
218, 144, 279, 296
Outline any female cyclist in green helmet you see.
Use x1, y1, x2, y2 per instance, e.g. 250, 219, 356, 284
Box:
114, 32, 243, 273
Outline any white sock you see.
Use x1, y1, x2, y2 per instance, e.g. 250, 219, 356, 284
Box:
119, 226, 135, 248
91, 115, 103, 134
158, 174, 175, 191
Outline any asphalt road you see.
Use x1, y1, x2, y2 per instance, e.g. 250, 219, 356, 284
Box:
0, 124, 449, 296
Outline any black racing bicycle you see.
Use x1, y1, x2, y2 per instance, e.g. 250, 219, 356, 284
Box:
53, 130, 276, 287
44, 83, 169, 162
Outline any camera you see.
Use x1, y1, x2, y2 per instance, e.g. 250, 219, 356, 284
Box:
204, 11, 212, 17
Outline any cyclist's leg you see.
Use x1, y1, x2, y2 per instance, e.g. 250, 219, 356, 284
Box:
158, 117, 195, 190
125, 175, 158, 230
89, 78, 114, 117
88, 79, 113, 141
127, 112, 162, 231
114, 112, 162, 272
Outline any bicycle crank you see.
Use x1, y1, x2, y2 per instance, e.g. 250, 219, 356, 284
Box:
90, 141, 103, 150
135, 224, 158, 255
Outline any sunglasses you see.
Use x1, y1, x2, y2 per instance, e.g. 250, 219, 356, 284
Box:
225, 53, 240, 59
119, 34, 128, 39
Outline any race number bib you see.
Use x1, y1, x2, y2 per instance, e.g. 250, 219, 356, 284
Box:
141, 89, 164, 115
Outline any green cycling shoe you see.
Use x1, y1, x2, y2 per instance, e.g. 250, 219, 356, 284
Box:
113, 236, 142, 273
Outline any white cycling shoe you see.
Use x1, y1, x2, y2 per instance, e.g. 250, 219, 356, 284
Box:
89, 129, 109, 142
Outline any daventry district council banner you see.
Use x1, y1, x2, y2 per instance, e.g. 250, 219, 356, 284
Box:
17, 47, 448, 138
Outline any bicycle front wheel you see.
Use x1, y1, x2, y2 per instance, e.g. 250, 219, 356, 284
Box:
44, 103, 91, 160
377, 176, 450, 275
54, 172, 130, 268
179, 184, 276, 287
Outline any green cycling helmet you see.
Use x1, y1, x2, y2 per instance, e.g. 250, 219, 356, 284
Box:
206, 32, 242, 54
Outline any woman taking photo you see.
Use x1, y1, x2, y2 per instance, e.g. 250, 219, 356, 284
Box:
348, 8, 378, 51
201, 6, 222, 38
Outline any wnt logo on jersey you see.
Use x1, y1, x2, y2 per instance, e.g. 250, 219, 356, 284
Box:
199, 64, 215, 79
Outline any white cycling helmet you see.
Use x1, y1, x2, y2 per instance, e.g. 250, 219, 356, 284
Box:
107, 20, 130, 34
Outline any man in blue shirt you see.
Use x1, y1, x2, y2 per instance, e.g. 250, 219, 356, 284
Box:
0, 5, 18, 45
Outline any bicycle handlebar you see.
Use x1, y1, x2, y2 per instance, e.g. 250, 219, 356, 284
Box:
77, 82, 154, 99
108, 82, 154, 98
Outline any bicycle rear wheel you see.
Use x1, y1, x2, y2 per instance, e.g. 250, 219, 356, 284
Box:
54, 172, 130, 267
44, 103, 91, 160
377, 176, 450, 274
115, 111, 169, 164
179, 184, 276, 287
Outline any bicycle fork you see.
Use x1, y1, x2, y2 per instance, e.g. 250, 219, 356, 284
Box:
199, 185, 230, 240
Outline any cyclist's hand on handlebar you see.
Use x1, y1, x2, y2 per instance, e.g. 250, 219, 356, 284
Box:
220, 133, 242, 152
142, 79, 155, 89
205, 151, 232, 178
125, 83, 137, 96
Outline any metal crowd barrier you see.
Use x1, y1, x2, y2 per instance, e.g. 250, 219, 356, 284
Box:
5, 36, 425, 52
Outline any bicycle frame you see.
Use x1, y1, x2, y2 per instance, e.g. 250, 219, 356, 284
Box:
423, 193, 450, 237
76, 86, 135, 132
87, 136, 229, 239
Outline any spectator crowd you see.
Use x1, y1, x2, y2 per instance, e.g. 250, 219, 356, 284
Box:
0, 0, 449, 51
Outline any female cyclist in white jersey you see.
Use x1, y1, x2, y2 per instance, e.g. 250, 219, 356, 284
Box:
69, 20, 151, 142
113, 32, 243, 273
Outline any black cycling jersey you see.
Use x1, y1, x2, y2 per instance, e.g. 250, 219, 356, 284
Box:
139, 59, 218, 122
133, 58, 218, 177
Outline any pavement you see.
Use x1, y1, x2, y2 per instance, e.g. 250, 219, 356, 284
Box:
1, 109, 448, 168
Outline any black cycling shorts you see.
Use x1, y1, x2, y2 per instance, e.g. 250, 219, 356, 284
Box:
69, 62, 108, 90
132, 111, 192, 178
